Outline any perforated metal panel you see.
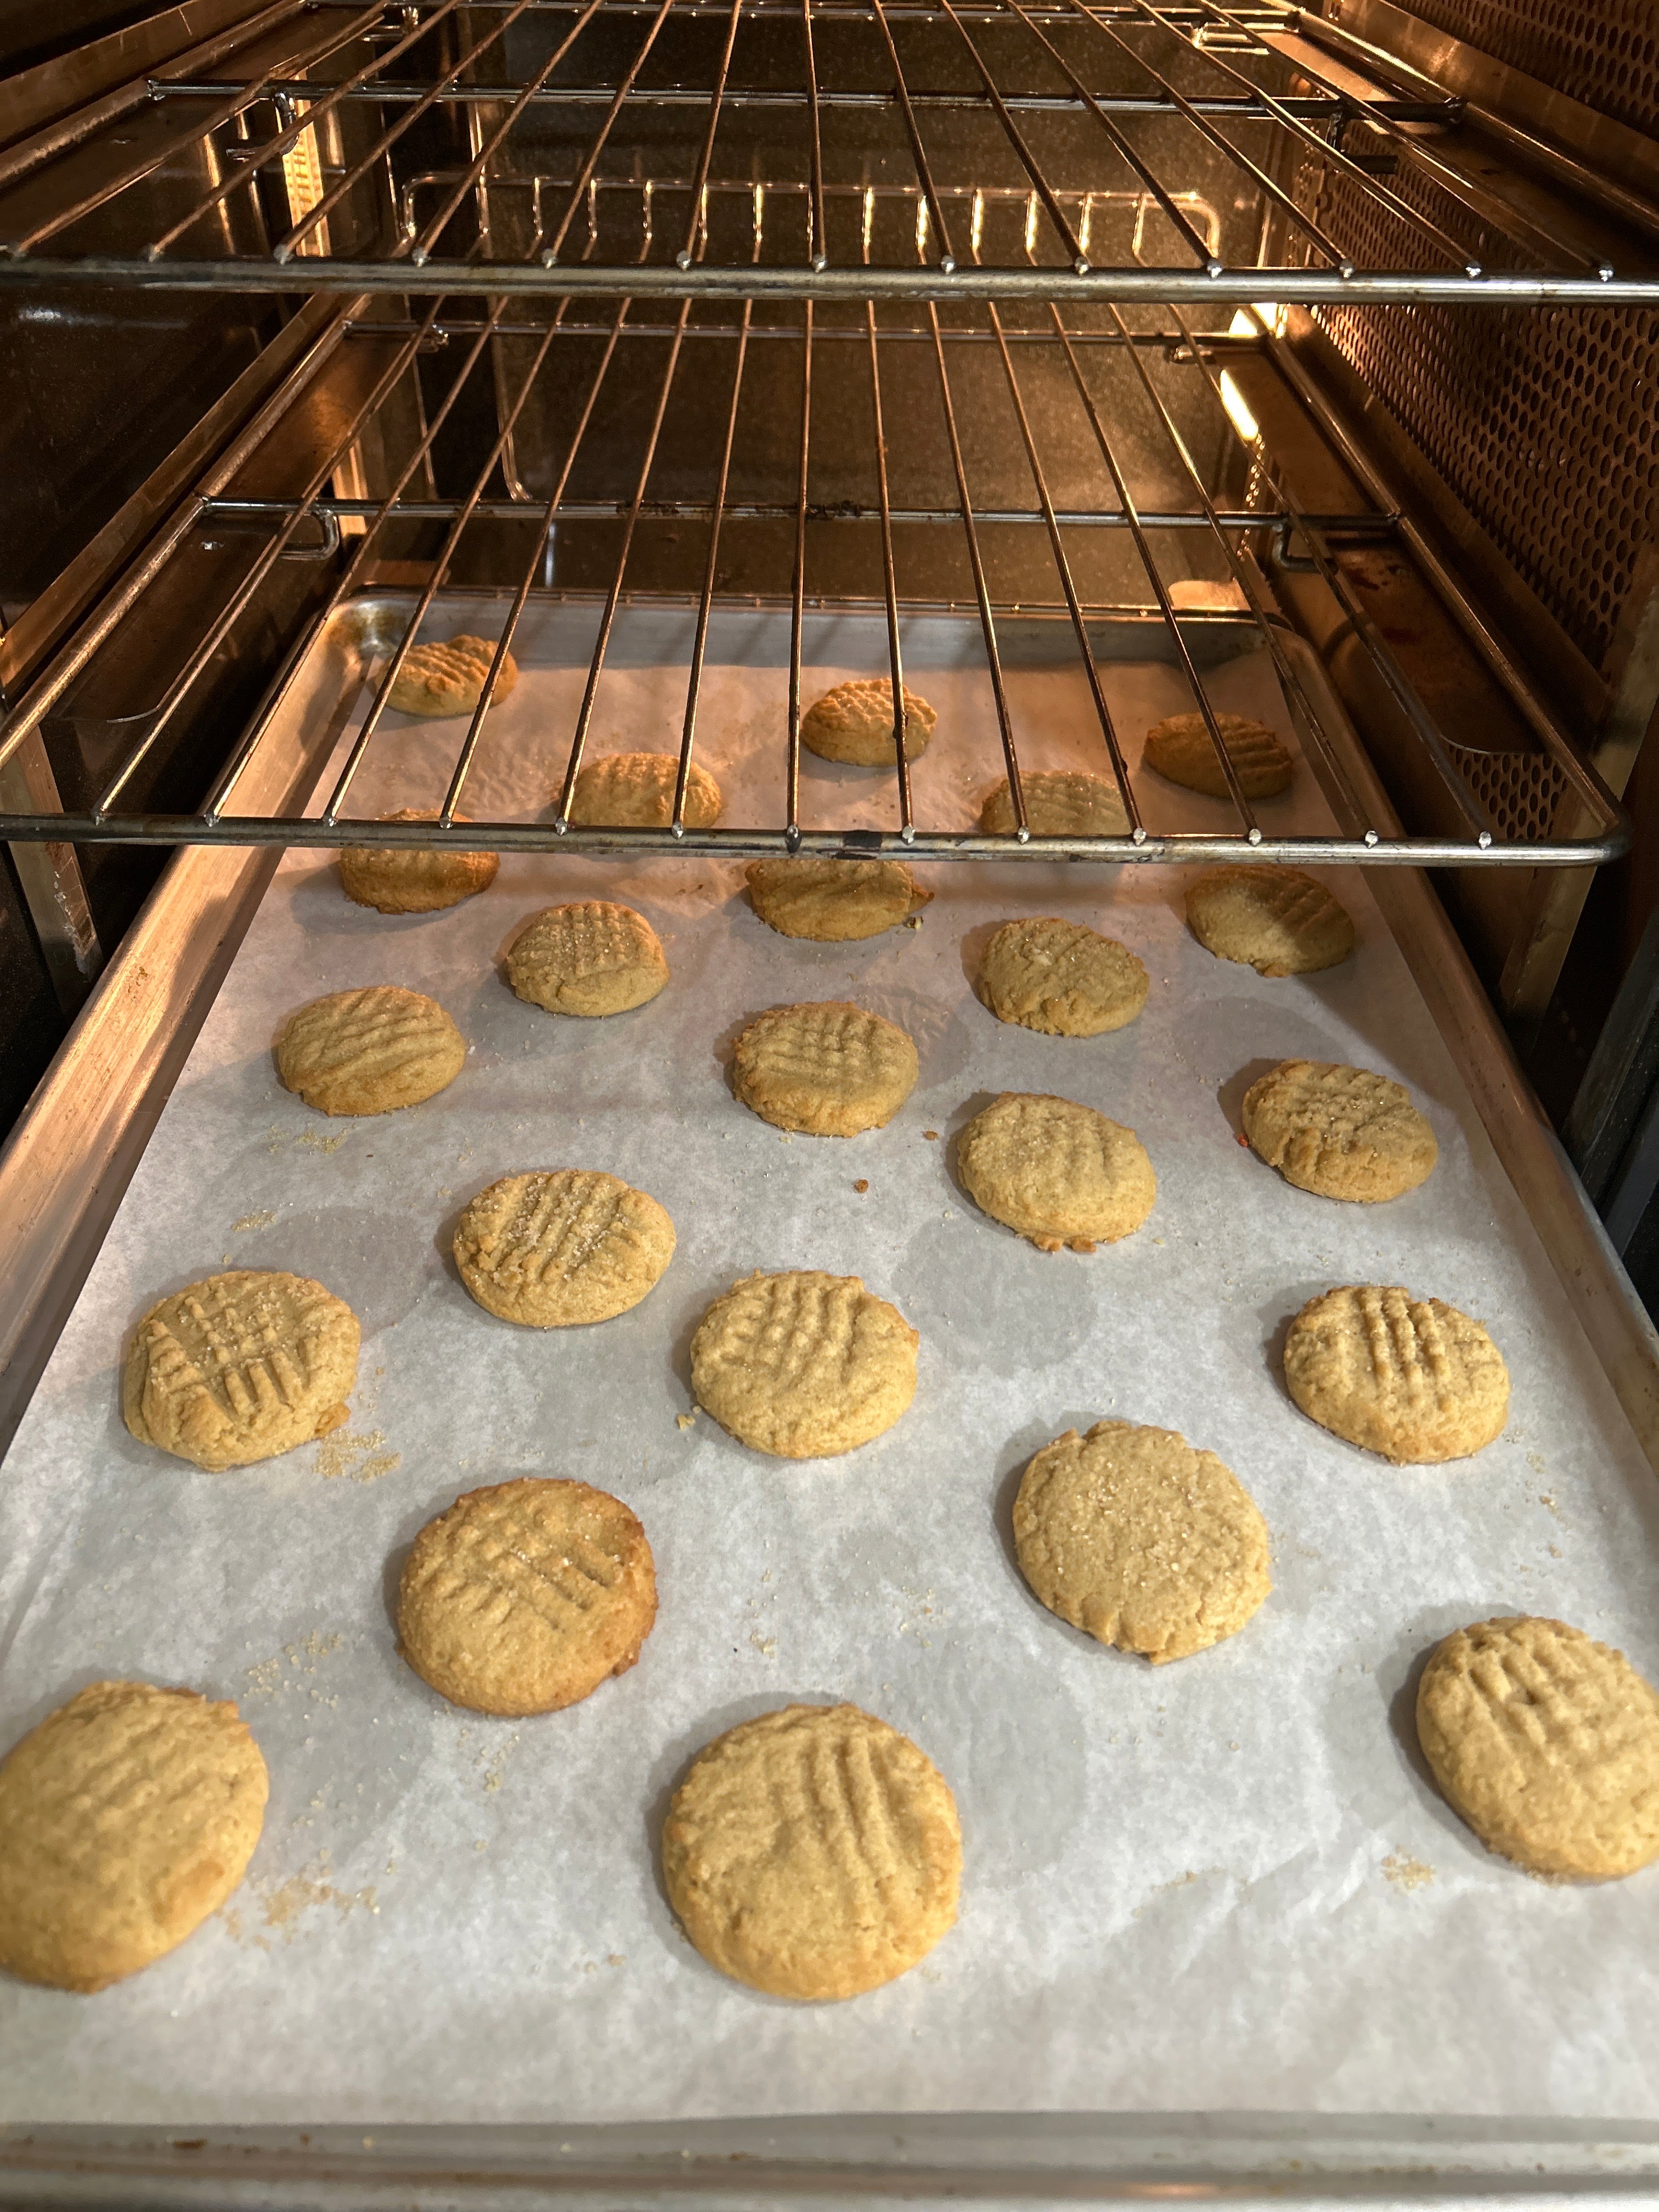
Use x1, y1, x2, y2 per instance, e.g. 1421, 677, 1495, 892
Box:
1296, 151, 1659, 674
1375, 0, 1659, 139
1446, 737, 1568, 839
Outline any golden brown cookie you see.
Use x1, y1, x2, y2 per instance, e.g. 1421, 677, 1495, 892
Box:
276, 985, 466, 1115
746, 858, 932, 942
1144, 712, 1292, 799
1186, 865, 1355, 977
1014, 1419, 1271, 1662
978, 917, 1148, 1037
1242, 1060, 1437, 1202
337, 809, 499, 915
800, 679, 936, 766
453, 1170, 675, 1327
1283, 1284, 1509, 1463
0, 1680, 268, 1992
123, 1269, 359, 1471
1417, 1617, 1659, 1881
691, 1270, 918, 1458
567, 752, 723, 827
662, 1702, 960, 2000
981, 770, 1128, 838
388, 635, 517, 719
506, 901, 668, 1017
733, 1002, 918, 1137
957, 1092, 1155, 1252
397, 1477, 657, 1718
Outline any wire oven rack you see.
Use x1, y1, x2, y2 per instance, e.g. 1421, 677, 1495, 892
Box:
1, 0, 1655, 301
0, 205, 1626, 864
0, 0, 1641, 866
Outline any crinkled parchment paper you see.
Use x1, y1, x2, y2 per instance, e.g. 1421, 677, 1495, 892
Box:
3, 605, 1658, 2124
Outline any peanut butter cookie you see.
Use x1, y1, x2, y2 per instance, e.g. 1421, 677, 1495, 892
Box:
746, 857, 931, 941
662, 1702, 960, 1999
691, 1269, 918, 1457
1242, 1060, 1437, 1202
277, 985, 465, 1115
1283, 1283, 1509, 1462
506, 901, 668, 1017
123, 1269, 359, 1470
978, 917, 1148, 1037
957, 1092, 1155, 1252
733, 1002, 918, 1136
1417, 1616, 1659, 1880
566, 752, 723, 827
453, 1169, 675, 1327
1186, 865, 1355, 977
337, 809, 499, 914
1144, 712, 1292, 799
1014, 1419, 1270, 1663
981, 770, 1128, 839
388, 635, 517, 719
398, 1477, 657, 1717
0, 1680, 268, 1991
800, 678, 936, 765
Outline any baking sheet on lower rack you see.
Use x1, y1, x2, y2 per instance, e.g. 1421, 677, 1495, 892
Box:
4, 602, 1659, 2127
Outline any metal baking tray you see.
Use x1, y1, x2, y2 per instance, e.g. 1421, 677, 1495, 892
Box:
3, 598, 1659, 2204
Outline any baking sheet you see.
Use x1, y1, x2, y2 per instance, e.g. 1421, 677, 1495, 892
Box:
4, 601, 1659, 2127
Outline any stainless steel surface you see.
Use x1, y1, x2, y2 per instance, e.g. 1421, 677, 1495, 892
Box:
0, 0, 1654, 303
0, 732, 102, 1013
4, 2112, 1659, 2209
0, 605, 371, 1457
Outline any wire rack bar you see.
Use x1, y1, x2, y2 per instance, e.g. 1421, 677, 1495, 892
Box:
7, 261, 1650, 302
1, 0, 1651, 301
0, 193, 1628, 865
151, 80, 1452, 120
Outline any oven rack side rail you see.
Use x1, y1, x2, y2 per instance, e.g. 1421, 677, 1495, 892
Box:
0, 278, 1628, 873
0, 0, 1655, 303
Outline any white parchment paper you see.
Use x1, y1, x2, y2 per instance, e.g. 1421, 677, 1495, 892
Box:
4, 603, 1659, 2125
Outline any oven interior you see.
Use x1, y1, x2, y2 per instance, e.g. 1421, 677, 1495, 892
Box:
0, 0, 1656, 1262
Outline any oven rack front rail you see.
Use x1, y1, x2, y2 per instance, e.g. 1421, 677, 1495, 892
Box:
0, 276, 1624, 867
0, 0, 1655, 303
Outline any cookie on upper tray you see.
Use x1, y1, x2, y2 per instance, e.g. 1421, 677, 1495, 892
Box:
1283, 1283, 1509, 1462
506, 901, 668, 1016
1186, 865, 1354, 977
978, 917, 1148, 1037
398, 1477, 657, 1717
732, 1002, 918, 1136
1014, 1419, 1271, 1662
388, 634, 517, 719
1144, 711, 1292, 799
745, 857, 931, 941
0, 1681, 268, 1992
662, 1702, 960, 2000
691, 1269, 918, 1457
453, 1169, 675, 1326
1417, 1616, 1659, 1881
277, 985, 465, 1115
123, 1268, 359, 1470
565, 752, 722, 827
980, 769, 1128, 838
337, 809, 499, 915
957, 1092, 1155, 1252
800, 678, 936, 765
1242, 1059, 1437, 1201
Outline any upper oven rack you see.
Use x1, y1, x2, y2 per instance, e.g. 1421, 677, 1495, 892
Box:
1, 0, 1655, 304
0, 245, 1627, 866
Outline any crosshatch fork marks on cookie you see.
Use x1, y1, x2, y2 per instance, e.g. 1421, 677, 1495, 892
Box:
123, 1270, 359, 1471
690, 1272, 919, 1458
453, 1170, 676, 1327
